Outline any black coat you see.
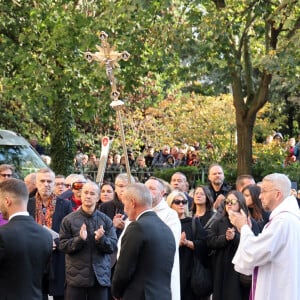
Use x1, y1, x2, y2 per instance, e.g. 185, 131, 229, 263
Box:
59, 208, 117, 287
99, 198, 124, 238
0, 216, 52, 300
207, 215, 259, 300
179, 217, 208, 300
112, 211, 176, 300
27, 195, 73, 296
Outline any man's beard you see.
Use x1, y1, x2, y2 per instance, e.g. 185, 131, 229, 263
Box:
213, 179, 223, 186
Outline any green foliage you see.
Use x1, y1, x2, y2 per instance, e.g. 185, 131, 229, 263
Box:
0, 0, 299, 177
282, 163, 300, 184
251, 142, 300, 183
220, 142, 300, 185
50, 97, 76, 176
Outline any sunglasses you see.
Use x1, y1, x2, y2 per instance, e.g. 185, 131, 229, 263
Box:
225, 198, 238, 205
72, 182, 86, 190
172, 199, 188, 205
0, 174, 12, 178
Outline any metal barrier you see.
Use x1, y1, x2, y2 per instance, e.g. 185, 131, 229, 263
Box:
81, 167, 208, 187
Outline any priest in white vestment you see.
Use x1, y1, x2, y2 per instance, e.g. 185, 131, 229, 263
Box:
229, 173, 300, 300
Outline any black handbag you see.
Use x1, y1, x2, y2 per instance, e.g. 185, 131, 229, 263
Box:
239, 273, 252, 287
190, 218, 213, 297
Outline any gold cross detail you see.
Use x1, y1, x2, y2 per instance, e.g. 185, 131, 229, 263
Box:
85, 31, 130, 101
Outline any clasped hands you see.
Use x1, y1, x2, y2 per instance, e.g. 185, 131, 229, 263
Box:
80, 223, 105, 241
179, 231, 187, 247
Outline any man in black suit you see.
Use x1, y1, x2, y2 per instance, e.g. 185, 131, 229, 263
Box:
112, 183, 176, 300
0, 178, 53, 300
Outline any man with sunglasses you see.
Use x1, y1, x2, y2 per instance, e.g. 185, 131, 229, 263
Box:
229, 173, 300, 300
0, 164, 14, 183
27, 167, 73, 300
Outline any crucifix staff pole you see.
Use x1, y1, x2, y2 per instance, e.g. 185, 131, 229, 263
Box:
84, 31, 132, 183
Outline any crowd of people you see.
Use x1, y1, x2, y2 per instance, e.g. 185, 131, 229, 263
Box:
71, 132, 300, 185
265, 132, 300, 166
73, 143, 216, 183
0, 161, 300, 300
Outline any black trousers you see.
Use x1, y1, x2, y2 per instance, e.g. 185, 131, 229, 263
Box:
65, 285, 109, 300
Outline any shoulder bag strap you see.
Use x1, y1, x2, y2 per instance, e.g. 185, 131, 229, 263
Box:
204, 212, 217, 230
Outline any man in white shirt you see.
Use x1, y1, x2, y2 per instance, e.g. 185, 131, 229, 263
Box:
229, 173, 300, 300
145, 177, 181, 300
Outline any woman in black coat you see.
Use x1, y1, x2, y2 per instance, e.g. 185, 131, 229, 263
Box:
206, 190, 260, 300
167, 190, 210, 300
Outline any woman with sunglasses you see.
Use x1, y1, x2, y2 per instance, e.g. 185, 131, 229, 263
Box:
207, 190, 260, 300
63, 174, 87, 211
167, 190, 209, 300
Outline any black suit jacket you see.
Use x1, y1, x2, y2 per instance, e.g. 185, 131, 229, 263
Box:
0, 215, 52, 300
27, 195, 72, 296
112, 211, 176, 300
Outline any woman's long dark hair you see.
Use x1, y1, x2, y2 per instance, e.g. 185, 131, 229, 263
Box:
192, 185, 214, 215
242, 184, 263, 221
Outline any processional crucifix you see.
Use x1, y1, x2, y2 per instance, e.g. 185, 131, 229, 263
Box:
85, 31, 132, 183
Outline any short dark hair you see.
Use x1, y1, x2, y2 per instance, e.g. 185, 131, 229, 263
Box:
0, 178, 29, 204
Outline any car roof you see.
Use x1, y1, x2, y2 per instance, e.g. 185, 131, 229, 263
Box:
0, 130, 30, 146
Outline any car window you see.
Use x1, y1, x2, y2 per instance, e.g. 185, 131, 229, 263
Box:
0, 145, 46, 178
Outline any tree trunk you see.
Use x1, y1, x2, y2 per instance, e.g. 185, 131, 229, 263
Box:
235, 109, 256, 175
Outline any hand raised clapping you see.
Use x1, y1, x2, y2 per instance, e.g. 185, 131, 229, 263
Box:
94, 225, 105, 241
80, 223, 105, 241
80, 223, 87, 241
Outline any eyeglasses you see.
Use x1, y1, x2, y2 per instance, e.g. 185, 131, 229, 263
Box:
55, 183, 66, 186
72, 182, 86, 190
0, 173, 12, 178
65, 184, 71, 188
172, 199, 188, 205
260, 189, 278, 194
225, 198, 238, 205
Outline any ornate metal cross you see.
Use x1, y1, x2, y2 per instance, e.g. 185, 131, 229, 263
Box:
85, 31, 132, 183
